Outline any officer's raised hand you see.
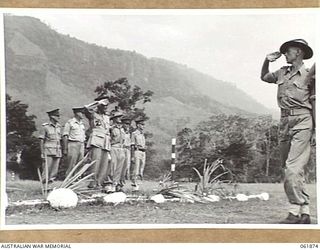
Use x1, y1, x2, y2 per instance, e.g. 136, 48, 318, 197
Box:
266, 51, 281, 62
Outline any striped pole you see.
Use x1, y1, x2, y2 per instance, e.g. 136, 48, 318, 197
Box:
171, 138, 176, 181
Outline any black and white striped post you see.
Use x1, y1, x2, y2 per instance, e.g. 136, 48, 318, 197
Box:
171, 138, 176, 181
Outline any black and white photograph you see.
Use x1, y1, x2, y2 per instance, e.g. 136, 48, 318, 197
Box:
1, 8, 319, 229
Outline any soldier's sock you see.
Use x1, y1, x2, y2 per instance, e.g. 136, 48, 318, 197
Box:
289, 204, 300, 216
300, 205, 310, 215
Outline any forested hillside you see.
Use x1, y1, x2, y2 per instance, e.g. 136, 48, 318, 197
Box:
4, 15, 273, 176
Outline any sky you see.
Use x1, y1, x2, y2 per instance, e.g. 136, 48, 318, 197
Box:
9, 9, 319, 110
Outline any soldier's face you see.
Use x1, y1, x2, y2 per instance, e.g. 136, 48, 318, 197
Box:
50, 115, 60, 123
284, 47, 300, 63
75, 111, 84, 119
138, 123, 144, 130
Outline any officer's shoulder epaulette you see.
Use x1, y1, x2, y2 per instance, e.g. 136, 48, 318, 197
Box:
42, 122, 49, 126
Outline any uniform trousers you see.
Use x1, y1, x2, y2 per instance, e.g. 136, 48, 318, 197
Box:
121, 148, 131, 181
110, 147, 125, 185
65, 141, 85, 176
89, 146, 110, 186
279, 113, 313, 205
132, 150, 146, 184
42, 156, 60, 182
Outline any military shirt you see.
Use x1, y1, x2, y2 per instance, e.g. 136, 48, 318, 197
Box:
38, 122, 62, 157
131, 129, 146, 150
264, 64, 312, 110
87, 111, 111, 149
63, 117, 86, 143
122, 129, 131, 148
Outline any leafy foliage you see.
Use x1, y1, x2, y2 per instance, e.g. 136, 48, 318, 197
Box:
95, 77, 154, 121
176, 114, 288, 183
6, 94, 41, 179
6, 94, 37, 154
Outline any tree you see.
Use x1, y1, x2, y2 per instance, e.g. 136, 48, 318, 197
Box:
176, 114, 284, 183
95, 77, 153, 121
6, 94, 40, 179
95, 78, 158, 179
6, 94, 37, 154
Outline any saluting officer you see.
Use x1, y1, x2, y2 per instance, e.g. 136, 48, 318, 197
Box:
131, 118, 146, 190
38, 108, 62, 183
261, 39, 315, 224
85, 96, 111, 188
63, 107, 86, 176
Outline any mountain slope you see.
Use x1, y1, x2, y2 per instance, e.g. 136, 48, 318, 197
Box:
4, 15, 272, 163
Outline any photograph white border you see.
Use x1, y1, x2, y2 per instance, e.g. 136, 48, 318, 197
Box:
0, 7, 319, 231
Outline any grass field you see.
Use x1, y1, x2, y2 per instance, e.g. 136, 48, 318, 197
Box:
5, 180, 318, 225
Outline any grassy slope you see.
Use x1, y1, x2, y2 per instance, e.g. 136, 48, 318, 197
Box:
5, 180, 318, 225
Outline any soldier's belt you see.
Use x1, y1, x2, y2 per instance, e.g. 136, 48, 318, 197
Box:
281, 108, 311, 117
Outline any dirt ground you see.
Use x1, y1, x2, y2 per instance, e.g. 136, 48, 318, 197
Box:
5, 181, 318, 225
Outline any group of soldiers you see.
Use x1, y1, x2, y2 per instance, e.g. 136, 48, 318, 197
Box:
38, 95, 146, 192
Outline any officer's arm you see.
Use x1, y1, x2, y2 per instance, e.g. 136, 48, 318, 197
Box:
261, 58, 277, 83
62, 122, 71, 155
38, 126, 46, 159
39, 139, 45, 159
63, 136, 68, 155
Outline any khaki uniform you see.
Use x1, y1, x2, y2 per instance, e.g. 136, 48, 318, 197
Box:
120, 128, 131, 182
87, 112, 111, 186
38, 122, 62, 181
63, 117, 86, 176
131, 129, 146, 184
110, 125, 125, 185
264, 64, 313, 205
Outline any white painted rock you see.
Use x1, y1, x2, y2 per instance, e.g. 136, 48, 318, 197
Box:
236, 193, 248, 202
103, 192, 126, 204
150, 194, 165, 203
47, 188, 78, 208
259, 192, 269, 201
207, 194, 220, 202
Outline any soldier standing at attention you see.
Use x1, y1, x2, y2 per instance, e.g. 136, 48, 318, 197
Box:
85, 97, 111, 189
109, 111, 125, 192
38, 109, 62, 183
120, 116, 132, 185
131, 118, 146, 190
63, 107, 86, 176
260, 39, 315, 224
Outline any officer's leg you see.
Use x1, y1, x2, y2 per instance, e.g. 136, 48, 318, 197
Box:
50, 157, 60, 181
284, 128, 312, 205
66, 142, 78, 176
97, 150, 110, 186
132, 150, 140, 185
110, 148, 118, 181
77, 143, 85, 165
126, 149, 131, 180
117, 149, 126, 185
42, 156, 53, 182
139, 152, 146, 178
113, 148, 125, 186
89, 146, 102, 187
279, 117, 290, 170
120, 149, 129, 182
